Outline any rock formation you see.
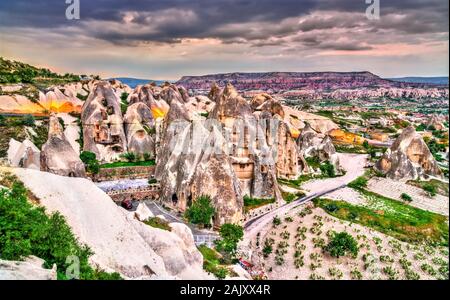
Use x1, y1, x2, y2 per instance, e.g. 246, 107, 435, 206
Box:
81, 82, 128, 162
128, 84, 170, 119
13, 167, 211, 280
297, 123, 343, 174
7, 138, 41, 170
375, 126, 442, 180
0, 256, 57, 280
156, 83, 297, 226
40, 114, 86, 177
123, 102, 155, 157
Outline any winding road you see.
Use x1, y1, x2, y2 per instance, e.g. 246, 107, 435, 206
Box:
244, 153, 368, 239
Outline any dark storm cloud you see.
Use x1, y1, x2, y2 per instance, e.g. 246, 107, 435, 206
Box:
0, 0, 448, 50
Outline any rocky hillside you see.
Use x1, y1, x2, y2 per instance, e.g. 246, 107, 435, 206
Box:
177, 72, 449, 100
178, 71, 439, 91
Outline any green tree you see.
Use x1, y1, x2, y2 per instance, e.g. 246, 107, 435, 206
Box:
216, 224, 244, 254
185, 195, 215, 227
320, 161, 335, 177
325, 231, 359, 258
22, 114, 35, 127
362, 140, 370, 149
80, 151, 100, 174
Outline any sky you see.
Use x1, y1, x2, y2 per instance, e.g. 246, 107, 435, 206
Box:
0, 0, 448, 80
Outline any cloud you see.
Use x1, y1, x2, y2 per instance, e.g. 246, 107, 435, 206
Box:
0, 0, 447, 78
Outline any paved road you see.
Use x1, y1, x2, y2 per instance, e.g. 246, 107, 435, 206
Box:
244, 153, 368, 239
144, 200, 218, 238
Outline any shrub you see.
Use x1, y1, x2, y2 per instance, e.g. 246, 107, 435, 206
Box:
325, 231, 359, 258
401, 193, 413, 202
423, 183, 437, 197
121, 152, 137, 162
216, 224, 244, 254
185, 195, 215, 227
148, 178, 158, 184
272, 216, 282, 226
143, 152, 152, 161
120, 93, 129, 114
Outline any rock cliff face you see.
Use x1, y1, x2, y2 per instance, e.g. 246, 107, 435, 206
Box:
81, 82, 128, 162
40, 115, 86, 177
156, 119, 244, 227
123, 102, 155, 157
375, 126, 442, 180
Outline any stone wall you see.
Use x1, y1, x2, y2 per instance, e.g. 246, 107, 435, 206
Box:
107, 185, 160, 202
91, 165, 155, 182
241, 200, 284, 223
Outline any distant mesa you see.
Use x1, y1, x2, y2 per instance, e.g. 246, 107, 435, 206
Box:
112, 77, 169, 89
176, 71, 449, 100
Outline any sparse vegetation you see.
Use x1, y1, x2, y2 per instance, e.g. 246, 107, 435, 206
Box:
144, 217, 172, 231
198, 245, 229, 280
315, 197, 449, 245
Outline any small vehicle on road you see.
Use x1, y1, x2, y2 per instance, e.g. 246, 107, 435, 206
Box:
121, 199, 133, 210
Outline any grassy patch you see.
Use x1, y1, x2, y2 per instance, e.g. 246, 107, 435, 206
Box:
334, 143, 368, 154
100, 160, 156, 169
314, 195, 448, 246
244, 195, 275, 212
144, 217, 172, 231
278, 175, 315, 188
198, 245, 229, 279
281, 191, 305, 203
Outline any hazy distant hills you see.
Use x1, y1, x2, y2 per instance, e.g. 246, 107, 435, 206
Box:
387, 77, 448, 85
112, 77, 167, 88
115, 74, 448, 91
176, 71, 448, 92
